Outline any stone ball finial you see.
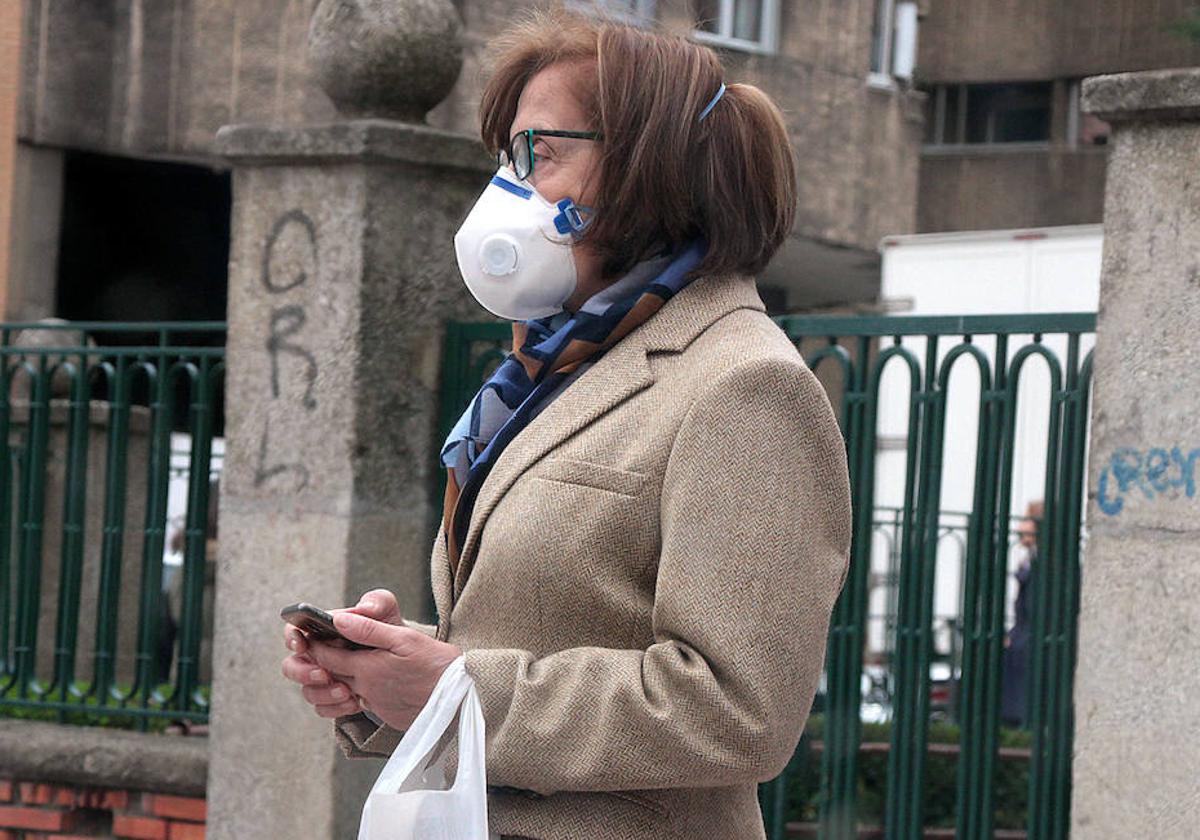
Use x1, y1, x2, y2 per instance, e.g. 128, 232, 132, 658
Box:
308, 0, 464, 122
8, 319, 97, 399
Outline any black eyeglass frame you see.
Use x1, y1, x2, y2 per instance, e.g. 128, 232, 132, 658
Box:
498, 128, 603, 182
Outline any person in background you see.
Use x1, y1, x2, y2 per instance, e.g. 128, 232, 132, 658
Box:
162, 478, 219, 734
1001, 499, 1043, 728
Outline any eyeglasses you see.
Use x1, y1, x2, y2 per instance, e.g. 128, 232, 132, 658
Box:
497, 128, 602, 182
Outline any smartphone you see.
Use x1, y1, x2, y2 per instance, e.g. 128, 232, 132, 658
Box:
280, 602, 372, 650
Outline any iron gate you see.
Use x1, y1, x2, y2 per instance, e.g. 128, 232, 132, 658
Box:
0, 322, 224, 730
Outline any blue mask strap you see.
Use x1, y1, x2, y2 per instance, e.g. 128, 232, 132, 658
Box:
553, 198, 592, 235
698, 83, 726, 123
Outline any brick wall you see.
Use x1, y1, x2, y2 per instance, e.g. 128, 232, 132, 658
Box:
0, 779, 205, 840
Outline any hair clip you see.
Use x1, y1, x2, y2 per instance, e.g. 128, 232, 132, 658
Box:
698, 82, 726, 122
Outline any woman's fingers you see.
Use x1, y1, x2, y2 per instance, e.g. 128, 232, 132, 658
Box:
314, 698, 363, 719
301, 682, 356, 707
283, 653, 358, 707
281, 653, 327, 686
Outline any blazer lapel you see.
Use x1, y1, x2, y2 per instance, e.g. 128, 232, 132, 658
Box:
431, 524, 453, 634
446, 273, 767, 602
451, 334, 654, 599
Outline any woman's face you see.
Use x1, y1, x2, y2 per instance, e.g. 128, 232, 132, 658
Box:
507, 62, 601, 212
506, 61, 606, 308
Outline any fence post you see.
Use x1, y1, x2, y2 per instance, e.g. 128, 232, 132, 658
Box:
1072, 69, 1200, 839
206, 2, 491, 838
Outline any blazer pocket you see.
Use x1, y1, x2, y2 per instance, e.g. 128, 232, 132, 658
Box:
530, 457, 650, 497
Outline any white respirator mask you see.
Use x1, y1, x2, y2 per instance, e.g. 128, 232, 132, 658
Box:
453, 166, 592, 321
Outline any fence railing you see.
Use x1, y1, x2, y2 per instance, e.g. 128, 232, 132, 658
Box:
0, 322, 224, 730
3, 307, 1094, 840
770, 312, 1094, 840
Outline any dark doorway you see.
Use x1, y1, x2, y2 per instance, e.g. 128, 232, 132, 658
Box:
53, 150, 230, 432
55, 149, 230, 345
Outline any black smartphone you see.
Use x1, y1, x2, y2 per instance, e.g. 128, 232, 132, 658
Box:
280, 602, 372, 650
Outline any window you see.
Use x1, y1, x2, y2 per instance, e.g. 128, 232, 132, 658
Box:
693, 0, 780, 53
925, 83, 1053, 147
570, 0, 656, 23
870, 0, 894, 75
870, 0, 919, 83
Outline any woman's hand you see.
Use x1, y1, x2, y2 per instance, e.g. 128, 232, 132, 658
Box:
281, 589, 462, 730
280, 589, 402, 719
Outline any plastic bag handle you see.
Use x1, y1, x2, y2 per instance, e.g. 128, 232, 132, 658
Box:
449, 685, 487, 794
371, 656, 473, 793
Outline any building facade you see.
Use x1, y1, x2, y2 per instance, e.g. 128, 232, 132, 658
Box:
915, 0, 1200, 232
1, 0, 923, 324
2, 0, 1199, 324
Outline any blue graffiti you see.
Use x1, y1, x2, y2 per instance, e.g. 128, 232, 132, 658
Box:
1097, 446, 1200, 515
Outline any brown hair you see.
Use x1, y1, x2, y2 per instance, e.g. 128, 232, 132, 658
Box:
478, 7, 797, 280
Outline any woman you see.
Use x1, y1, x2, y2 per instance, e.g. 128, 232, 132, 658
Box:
282, 9, 851, 839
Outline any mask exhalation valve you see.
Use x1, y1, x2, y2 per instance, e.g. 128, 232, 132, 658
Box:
480, 235, 521, 276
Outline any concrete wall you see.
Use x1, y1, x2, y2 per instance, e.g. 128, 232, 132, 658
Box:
6, 143, 62, 320
21, 1, 1199, 290
918, 146, 1107, 233
16, 0, 334, 157
0, 718, 206, 794
918, 0, 1200, 83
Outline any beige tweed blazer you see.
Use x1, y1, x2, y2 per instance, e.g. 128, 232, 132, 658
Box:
335, 273, 852, 840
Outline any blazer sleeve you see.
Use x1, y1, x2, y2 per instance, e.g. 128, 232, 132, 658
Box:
332, 618, 438, 759
461, 355, 853, 794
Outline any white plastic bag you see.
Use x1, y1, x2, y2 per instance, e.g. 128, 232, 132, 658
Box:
358, 656, 494, 840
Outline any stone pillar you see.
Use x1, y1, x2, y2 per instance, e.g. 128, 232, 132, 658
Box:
206, 2, 492, 838
1073, 68, 1200, 839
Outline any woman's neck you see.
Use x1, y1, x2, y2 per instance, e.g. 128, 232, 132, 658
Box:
563, 244, 607, 313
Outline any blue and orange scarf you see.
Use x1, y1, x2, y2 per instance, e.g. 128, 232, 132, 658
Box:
440, 240, 705, 571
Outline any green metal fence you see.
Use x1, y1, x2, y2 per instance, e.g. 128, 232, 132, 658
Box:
0, 321, 224, 730
440, 312, 1095, 840
3, 308, 1093, 833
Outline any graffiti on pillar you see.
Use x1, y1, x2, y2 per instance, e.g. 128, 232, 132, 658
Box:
261, 209, 319, 293
1097, 446, 1199, 515
255, 208, 320, 490
267, 305, 318, 409
254, 419, 310, 491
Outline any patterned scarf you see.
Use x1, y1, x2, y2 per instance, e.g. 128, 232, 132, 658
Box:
440, 240, 706, 572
